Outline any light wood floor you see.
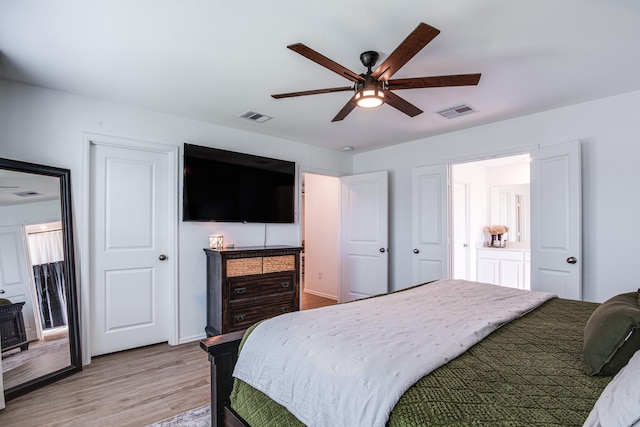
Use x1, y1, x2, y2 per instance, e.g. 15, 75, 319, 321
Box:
2, 335, 70, 390
0, 293, 336, 427
301, 291, 337, 310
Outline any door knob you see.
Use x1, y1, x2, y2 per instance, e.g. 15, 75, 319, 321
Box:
158, 254, 168, 261
413, 249, 420, 254
566, 256, 577, 264
379, 248, 386, 253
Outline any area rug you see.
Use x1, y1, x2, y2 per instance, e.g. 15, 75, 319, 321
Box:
147, 404, 210, 426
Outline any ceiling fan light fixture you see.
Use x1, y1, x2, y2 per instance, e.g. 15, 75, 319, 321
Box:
273, 23, 481, 121
355, 87, 384, 108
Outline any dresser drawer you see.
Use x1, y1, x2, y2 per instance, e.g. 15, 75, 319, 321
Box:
262, 255, 296, 273
227, 257, 263, 277
227, 295, 296, 331
226, 255, 296, 277
228, 273, 295, 301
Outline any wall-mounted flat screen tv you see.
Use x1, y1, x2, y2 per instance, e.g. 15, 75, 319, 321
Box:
183, 143, 295, 223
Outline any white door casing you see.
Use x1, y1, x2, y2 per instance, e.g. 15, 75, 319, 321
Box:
530, 141, 582, 300
0, 226, 38, 341
340, 171, 389, 302
452, 181, 470, 279
412, 164, 449, 285
89, 139, 177, 356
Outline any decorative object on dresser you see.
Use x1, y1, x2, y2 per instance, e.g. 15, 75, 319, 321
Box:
483, 224, 509, 247
209, 235, 224, 250
204, 246, 302, 336
0, 300, 29, 353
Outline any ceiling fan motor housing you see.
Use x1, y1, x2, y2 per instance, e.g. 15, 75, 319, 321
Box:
360, 51, 379, 69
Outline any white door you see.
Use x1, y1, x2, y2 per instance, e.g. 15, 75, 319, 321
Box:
412, 164, 448, 284
90, 142, 175, 356
0, 226, 38, 341
340, 171, 388, 302
530, 141, 582, 299
452, 181, 469, 279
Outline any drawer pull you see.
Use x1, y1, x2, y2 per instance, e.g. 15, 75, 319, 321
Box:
280, 306, 291, 313
234, 314, 246, 322
234, 287, 247, 295
280, 282, 290, 288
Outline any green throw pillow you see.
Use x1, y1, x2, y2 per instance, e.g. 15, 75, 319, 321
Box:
583, 290, 640, 376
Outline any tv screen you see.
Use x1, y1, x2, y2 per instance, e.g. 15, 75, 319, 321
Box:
183, 144, 295, 223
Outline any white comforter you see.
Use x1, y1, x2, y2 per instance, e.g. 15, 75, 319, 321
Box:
233, 279, 556, 427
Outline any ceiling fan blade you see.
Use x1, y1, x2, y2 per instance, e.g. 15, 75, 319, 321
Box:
371, 22, 440, 82
383, 91, 423, 117
288, 43, 364, 83
272, 86, 353, 99
388, 73, 481, 90
331, 96, 357, 122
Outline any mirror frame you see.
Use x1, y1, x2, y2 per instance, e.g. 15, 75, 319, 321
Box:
0, 157, 82, 400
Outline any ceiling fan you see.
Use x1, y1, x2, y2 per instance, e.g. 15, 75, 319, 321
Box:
272, 22, 481, 122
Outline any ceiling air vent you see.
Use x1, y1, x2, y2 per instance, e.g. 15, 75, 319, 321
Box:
239, 111, 273, 124
435, 103, 477, 119
13, 191, 40, 197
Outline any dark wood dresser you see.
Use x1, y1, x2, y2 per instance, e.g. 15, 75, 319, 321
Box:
204, 245, 302, 336
0, 302, 29, 353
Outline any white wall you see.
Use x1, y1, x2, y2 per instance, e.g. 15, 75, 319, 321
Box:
486, 163, 530, 188
0, 80, 352, 357
0, 200, 61, 227
302, 173, 340, 299
353, 89, 640, 303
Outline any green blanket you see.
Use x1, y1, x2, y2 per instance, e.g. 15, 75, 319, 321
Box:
231, 298, 611, 426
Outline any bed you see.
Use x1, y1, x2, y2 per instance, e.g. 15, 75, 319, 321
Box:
200, 280, 640, 427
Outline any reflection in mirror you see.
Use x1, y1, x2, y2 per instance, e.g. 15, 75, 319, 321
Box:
489, 184, 530, 244
0, 158, 81, 401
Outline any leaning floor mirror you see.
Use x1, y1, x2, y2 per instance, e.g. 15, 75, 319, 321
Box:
0, 158, 82, 401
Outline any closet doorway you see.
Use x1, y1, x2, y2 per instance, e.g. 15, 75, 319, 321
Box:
450, 154, 531, 286
301, 173, 340, 303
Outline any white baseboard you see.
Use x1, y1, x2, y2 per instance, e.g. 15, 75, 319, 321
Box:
303, 288, 337, 300
178, 333, 207, 345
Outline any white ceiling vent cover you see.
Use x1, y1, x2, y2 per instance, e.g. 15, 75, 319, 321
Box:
435, 103, 477, 119
239, 111, 273, 123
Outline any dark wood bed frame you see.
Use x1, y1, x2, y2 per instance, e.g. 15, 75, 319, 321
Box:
200, 330, 250, 427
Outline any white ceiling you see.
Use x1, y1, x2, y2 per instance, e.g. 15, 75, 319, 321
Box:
1, 0, 639, 152
0, 169, 60, 206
